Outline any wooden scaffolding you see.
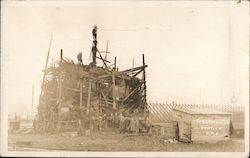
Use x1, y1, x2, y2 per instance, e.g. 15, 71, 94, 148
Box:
35, 28, 148, 132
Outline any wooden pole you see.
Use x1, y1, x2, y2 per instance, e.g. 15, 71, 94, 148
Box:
142, 54, 147, 104
86, 79, 92, 114
60, 49, 63, 63
41, 35, 53, 90
132, 58, 134, 76
80, 82, 83, 107
58, 75, 62, 105
105, 40, 109, 60
39, 35, 53, 105
97, 49, 108, 68
112, 71, 116, 109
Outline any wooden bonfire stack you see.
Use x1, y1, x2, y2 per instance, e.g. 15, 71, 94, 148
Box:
35, 27, 148, 132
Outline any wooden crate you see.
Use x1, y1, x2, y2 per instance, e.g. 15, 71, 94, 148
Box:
151, 122, 178, 139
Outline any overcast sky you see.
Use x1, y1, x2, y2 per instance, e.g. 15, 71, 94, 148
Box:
1, 1, 249, 117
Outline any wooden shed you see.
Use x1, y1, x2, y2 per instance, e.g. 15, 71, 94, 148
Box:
173, 108, 232, 143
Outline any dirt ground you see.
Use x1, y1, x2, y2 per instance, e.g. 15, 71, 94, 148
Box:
8, 130, 245, 152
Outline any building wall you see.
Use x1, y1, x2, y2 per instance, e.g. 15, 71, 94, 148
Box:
191, 114, 231, 142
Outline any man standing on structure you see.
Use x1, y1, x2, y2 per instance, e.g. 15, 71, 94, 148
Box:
91, 25, 98, 65
77, 52, 83, 65
92, 25, 97, 40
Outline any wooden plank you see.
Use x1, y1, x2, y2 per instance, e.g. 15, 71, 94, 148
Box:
86, 80, 92, 114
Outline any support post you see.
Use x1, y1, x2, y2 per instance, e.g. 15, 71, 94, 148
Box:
80, 82, 83, 107
39, 35, 53, 105
60, 49, 63, 63
142, 54, 147, 104
58, 75, 62, 106
57, 73, 62, 131
86, 79, 92, 114
112, 71, 116, 109
105, 40, 109, 60
114, 57, 116, 70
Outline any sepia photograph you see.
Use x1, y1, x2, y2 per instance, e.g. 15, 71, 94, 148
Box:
1, 0, 249, 157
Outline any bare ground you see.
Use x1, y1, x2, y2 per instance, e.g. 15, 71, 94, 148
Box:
8, 130, 244, 152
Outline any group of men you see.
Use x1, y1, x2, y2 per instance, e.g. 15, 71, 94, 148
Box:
77, 25, 98, 65
78, 109, 151, 135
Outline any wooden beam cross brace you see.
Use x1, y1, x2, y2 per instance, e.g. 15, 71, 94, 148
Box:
120, 65, 147, 74
122, 83, 143, 103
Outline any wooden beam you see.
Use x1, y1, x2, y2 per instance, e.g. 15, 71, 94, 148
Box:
99, 51, 111, 53
86, 80, 92, 114
96, 56, 111, 63
120, 65, 147, 74
132, 69, 143, 77
97, 49, 108, 68
122, 83, 142, 102
142, 54, 147, 104
115, 73, 131, 80
98, 72, 131, 80
58, 75, 62, 106
112, 71, 116, 109
60, 49, 63, 63
100, 90, 108, 107
39, 35, 53, 105
80, 82, 83, 107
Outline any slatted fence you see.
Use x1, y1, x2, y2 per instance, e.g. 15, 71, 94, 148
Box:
147, 102, 244, 129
